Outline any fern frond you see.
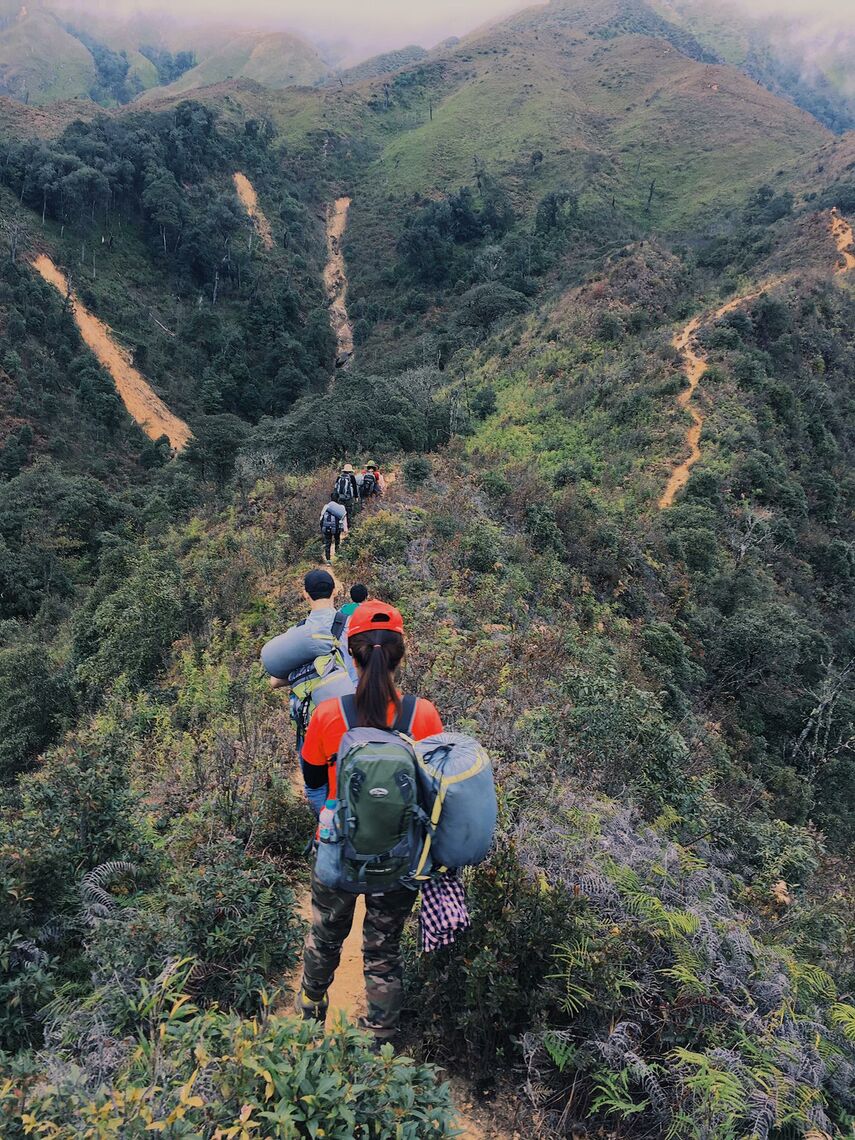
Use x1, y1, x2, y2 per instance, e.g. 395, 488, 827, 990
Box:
829, 1003, 855, 1043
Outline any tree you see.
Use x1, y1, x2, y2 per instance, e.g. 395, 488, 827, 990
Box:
0, 644, 75, 780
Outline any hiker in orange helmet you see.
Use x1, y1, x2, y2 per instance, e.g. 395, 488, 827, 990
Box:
295, 600, 442, 1045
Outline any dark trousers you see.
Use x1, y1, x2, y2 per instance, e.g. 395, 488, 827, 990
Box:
302, 872, 417, 1038
323, 529, 341, 560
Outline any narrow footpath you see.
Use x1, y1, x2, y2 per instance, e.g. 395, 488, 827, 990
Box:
233, 172, 274, 250
278, 477, 511, 1140
324, 196, 354, 368
659, 207, 854, 508
31, 254, 192, 451
658, 283, 778, 508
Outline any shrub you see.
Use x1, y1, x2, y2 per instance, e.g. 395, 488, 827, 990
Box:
340, 510, 412, 564
0, 644, 75, 781
407, 839, 574, 1080
86, 837, 304, 1015
513, 788, 855, 1138
8, 962, 457, 1138
403, 455, 432, 488
457, 522, 502, 574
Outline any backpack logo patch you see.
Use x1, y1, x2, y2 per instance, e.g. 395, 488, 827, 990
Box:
369, 787, 390, 798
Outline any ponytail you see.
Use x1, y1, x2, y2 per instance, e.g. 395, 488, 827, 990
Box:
348, 630, 405, 729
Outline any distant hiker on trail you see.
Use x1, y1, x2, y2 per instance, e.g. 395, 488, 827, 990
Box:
320, 498, 347, 563
339, 582, 369, 618
295, 600, 443, 1045
338, 583, 369, 683
260, 569, 354, 773
333, 463, 359, 522
359, 461, 385, 500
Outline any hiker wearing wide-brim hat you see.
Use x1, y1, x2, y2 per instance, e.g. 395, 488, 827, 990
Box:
333, 464, 359, 523
295, 600, 443, 1044
359, 461, 385, 500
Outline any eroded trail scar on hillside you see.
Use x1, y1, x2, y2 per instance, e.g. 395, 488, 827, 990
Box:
31, 254, 192, 452
233, 172, 274, 250
831, 207, 855, 274
325, 196, 354, 368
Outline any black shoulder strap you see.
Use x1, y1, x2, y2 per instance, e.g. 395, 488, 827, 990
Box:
340, 693, 358, 730
331, 610, 347, 640
393, 695, 418, 736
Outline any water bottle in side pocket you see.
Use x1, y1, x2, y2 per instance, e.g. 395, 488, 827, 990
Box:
315, 798, 342, 886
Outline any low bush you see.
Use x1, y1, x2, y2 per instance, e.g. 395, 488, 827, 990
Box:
4, 962, 457, 1139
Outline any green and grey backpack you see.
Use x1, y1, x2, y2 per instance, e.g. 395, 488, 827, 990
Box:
323, 695, 423, 893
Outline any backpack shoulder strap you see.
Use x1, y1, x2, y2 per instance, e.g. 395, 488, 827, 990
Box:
331, 610, 347, 640
393, 695, 418, 736
339, 693, 358, 731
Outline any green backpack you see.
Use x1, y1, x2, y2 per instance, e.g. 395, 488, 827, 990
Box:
324, 695, 423, 893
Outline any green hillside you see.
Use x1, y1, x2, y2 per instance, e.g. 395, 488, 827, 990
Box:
0, 4, 96, 103
137, 30, 330, 100
1, 0, 855, 1135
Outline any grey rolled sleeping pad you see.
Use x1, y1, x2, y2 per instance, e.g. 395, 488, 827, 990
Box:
261, 611, 344, 680
414, 733, 497, 869
322, 500, 347, 522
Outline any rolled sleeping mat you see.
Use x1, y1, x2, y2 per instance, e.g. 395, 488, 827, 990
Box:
324, 501, 347, 520
415, 733, 497, 869
261, 621, 338, 680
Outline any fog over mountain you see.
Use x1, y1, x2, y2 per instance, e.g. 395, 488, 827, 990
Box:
46, 0, 525, 61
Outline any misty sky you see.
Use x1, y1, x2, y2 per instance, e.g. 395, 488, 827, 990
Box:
52, 0, 855, 62
57, 0, 527, 57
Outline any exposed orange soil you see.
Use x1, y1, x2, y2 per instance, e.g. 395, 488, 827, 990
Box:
831, 208, 855, 273
233, 172, 274, 250
31, 254, 192, 451
659, 285, 776, 508
324, 196, 354, 367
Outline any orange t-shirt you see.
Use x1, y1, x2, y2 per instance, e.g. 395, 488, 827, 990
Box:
302, 696, 443, 798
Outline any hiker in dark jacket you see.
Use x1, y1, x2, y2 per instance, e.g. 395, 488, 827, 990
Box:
319, 498, 347, 562
359, 461, 383, 500
295, 600, 443, 1044
333, 464, 359, 523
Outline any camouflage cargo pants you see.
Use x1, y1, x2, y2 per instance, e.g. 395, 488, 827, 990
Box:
302, 871, 417, 1039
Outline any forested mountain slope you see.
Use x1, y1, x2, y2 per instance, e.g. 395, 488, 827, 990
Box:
1, 0, 855, 1135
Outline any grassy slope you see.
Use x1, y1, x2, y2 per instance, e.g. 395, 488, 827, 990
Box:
374, 26, 825, 229
0, 8, 95, 103
137, 32, 329, 101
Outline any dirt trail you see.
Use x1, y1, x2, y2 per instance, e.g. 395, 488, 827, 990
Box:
280, 474, 507, 1140
659, 284, 775, 508
831, 208, 855, 273
233, 172, 274, 250
660, 208, 854, 508
31, 254, 192, 451
324, 196, 354, 368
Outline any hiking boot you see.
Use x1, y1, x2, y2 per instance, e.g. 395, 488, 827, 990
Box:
295, 986, 328, 1023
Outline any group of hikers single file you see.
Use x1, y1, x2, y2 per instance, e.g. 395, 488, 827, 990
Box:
261, 464, 497, 1049
319, 460, 386, 562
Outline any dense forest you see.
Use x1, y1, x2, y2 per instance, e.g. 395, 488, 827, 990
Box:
1, 1, 855, 1135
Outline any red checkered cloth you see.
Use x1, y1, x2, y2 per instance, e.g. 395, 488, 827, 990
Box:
419, 873, 471, 952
